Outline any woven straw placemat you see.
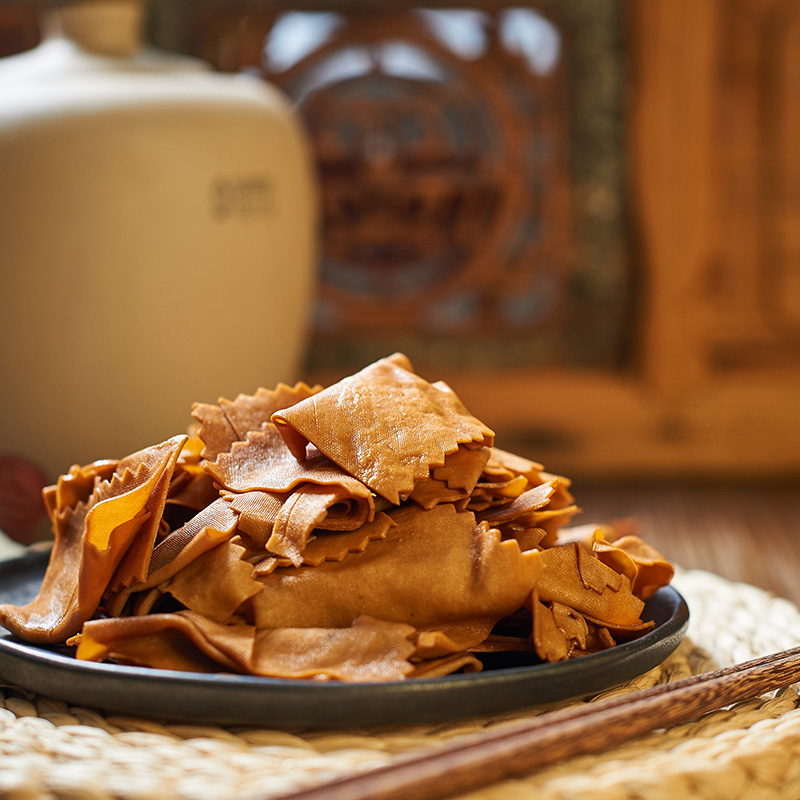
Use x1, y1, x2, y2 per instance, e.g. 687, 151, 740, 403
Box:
1, 567, 800, 800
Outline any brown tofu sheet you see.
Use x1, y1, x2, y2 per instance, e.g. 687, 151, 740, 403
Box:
0, 354, 674, 681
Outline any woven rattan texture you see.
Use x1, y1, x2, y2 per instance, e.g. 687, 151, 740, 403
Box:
2, 567, 800, 800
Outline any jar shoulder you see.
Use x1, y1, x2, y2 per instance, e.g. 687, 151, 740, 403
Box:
0, 40, 292, 122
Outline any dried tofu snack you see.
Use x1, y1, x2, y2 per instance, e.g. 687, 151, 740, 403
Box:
409, 653, 483, 678
205, 424, 375, 564
222, 483, 375, 565
75, 612, 419, 682
205, 426, 363, 496
104, 497, 242, 618
136, 497, 240, 590
250, 616, 418, 681
0, 436, 185, 643
42, 459, 118, 521
408, 445, 491, 510
469, 449, 578, 545
255, 511, 395, 570
553, 525, 674, 601
165, 435, 219, 512
531, 591, 572, 662
164, 539, 262, 623
73, 611, 252, 673
192, 381, 322, 460
530, 591, 617, 662
271, 354, 495, 503
476, 480, 557, 525
250, 503, 541, 645
536, 542, 646, 628
429, 442, 492, 493
1, 352, 675, 683
602, 534, 675, 600
241, 513, 395, 579
108, 436, 189, 592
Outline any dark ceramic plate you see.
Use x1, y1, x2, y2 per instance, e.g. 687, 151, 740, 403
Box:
0, 548, 688, 728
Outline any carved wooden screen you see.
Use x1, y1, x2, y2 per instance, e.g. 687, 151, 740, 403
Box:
263, 7, 577, 373
187, 2, 632, 375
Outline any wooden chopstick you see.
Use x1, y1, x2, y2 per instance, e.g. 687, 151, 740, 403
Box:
271, 645, 800, 800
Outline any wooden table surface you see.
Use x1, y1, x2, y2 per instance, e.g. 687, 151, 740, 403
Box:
575, 481, 800, 608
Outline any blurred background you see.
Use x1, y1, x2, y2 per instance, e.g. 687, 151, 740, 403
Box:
1, 1, 798, 598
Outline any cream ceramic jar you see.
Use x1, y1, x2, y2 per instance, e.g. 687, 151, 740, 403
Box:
0, 1, 318, 541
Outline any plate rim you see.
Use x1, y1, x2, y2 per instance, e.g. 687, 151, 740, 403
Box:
0, 548, 689, 728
